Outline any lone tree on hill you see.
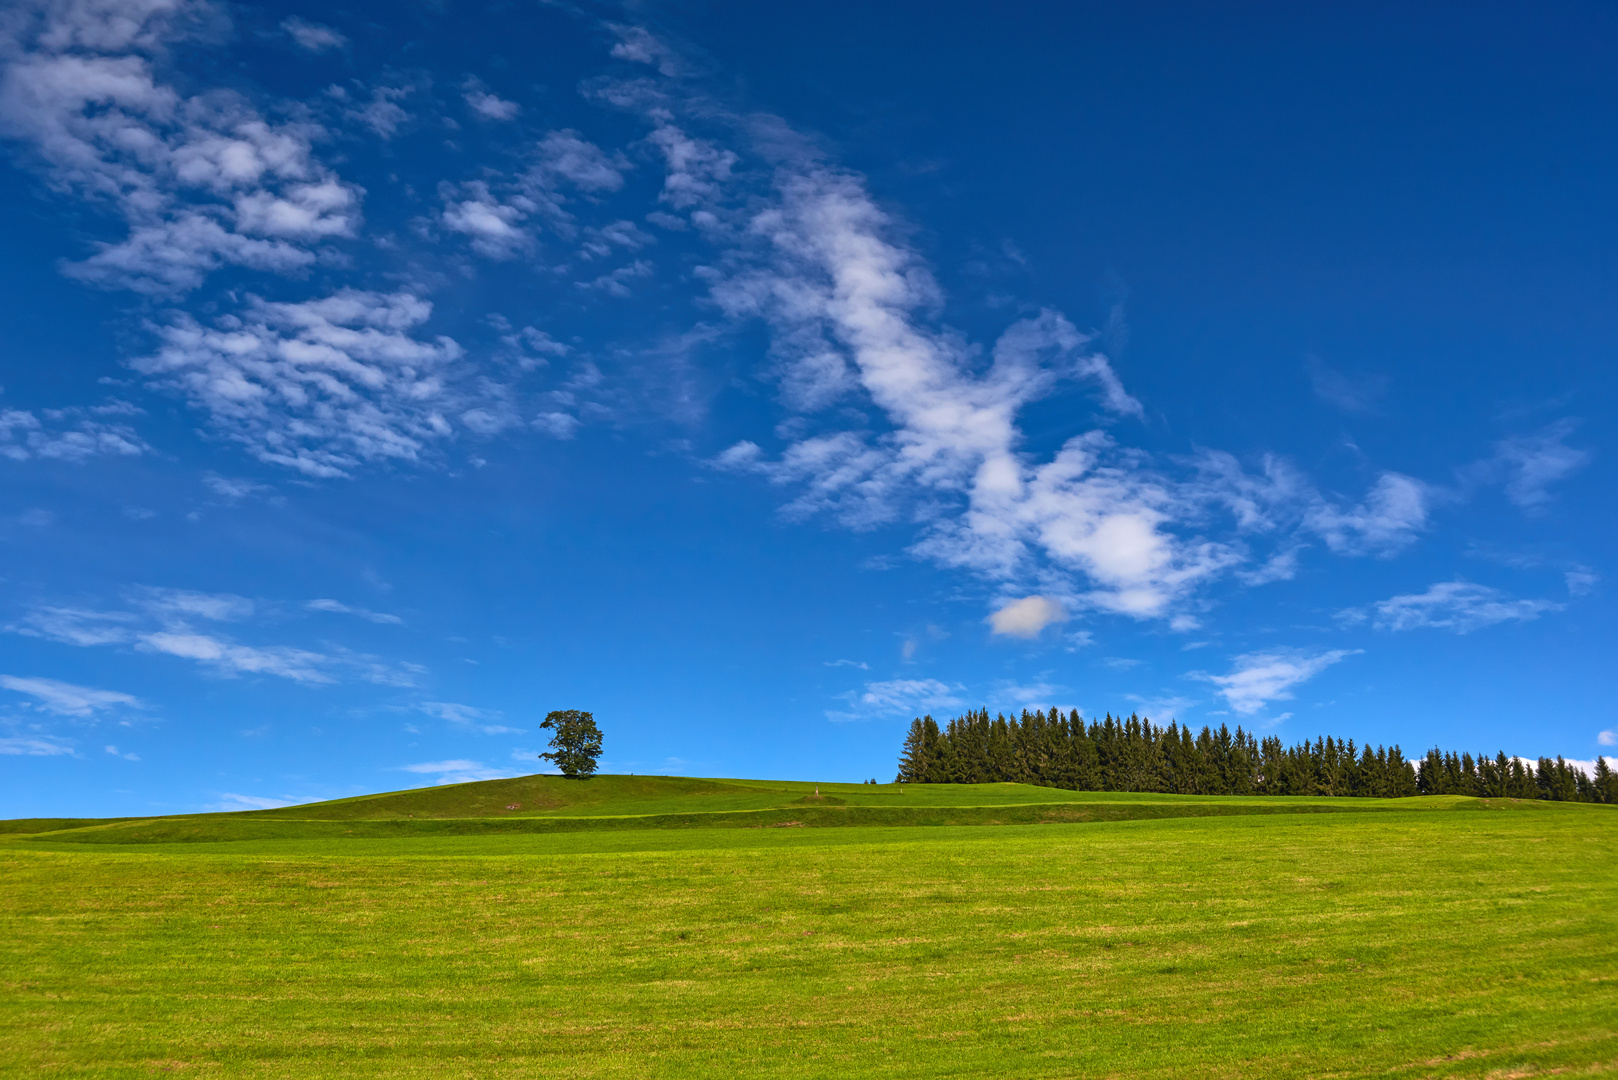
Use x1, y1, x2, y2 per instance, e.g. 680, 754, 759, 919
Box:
539, 709, 604, 778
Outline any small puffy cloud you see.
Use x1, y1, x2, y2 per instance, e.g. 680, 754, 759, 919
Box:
1597, 730, 1616, 747
607, 24, 681, 76
135, 290, 466, 479
306, 598, 403, 625
0, 675, 139, 716
988, 596, 1069, 639
203, 473, 275, 501
282, 17, 346, 52
0, 407, 148, 462
1202, 649, 1359, 716
462, 78, 520, 121
533, 412, 580, 439
104, 744, 140, 761
1351, 581, 1561, 634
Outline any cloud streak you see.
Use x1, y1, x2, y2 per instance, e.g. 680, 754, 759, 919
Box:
0, 674, 139, 716
1202, 649, 1359, 716
1347, 581, 1562, 634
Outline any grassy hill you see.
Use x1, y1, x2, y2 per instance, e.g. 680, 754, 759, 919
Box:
3, 779, 1613, 1078
1, 773, 1564, 847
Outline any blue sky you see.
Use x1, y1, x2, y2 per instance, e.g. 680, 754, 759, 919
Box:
0, 0, 1613, 816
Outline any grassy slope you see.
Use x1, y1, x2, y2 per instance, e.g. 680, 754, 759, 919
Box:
1, 807, 1614, 1078
1, 774, 1553, 846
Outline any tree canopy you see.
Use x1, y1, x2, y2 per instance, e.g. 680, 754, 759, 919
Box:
540, 709, 604, 778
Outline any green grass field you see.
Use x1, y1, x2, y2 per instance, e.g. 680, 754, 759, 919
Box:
2, 776, 1615, 1078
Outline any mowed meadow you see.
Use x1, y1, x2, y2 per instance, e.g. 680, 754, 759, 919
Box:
2, 778, 1615, 1078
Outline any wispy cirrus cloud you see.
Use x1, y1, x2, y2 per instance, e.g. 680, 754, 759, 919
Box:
1343, 580, 1562, 634
0, 735, 75, 756
206, 791, 297, 811
1200, 649, 1359, 716
397, 758, 521, 785
416, 700, 522, 735
828, 677, 965, 722
306, 598, 403, 625
0, 674, 140, 716
281, 17, 345, 53
1489, 420, 1590, 511
8, 588, 419, 688
587, 32, 1448, 628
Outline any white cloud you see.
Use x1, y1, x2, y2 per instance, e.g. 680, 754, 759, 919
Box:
607, 24, 682, 76
1353, 581, 1561, 634
1202, 649, 1358, 715
137, 630, 334, 683
440, 180, 532, 259
0, 406, 148, 462
579, 258, 653, 297
0, 735, 75, 756
1597, 730, 1616, 747
416, 701, 521, 735
995, 680, 1069, 711
397, 759, 520, 785
1493, 420, 1590, 510
438, 130, 626, 260
306, 598, 403, 624
104, 744, 139, 760
462, 77, 520, 121
207, 792, 295, 811
345, 84, 412, 138
1304, 473, 1429, 555
134, 290, 468, 478
131, 586, 253, 622
647, 123, 737, 211
829, 677, 965, 722
0, 1, 362, 295
9, 606, 137, 646
1565, 566, 1599, 596
988, 596, 1068, 638
686, 117, 1421, 624
1560, 757, 1617, 780
282, 17, 345, 53
202, 471, 276, 501
8, 594, 414, 688
0, 674, 139, 716
707, 171, 1191, 613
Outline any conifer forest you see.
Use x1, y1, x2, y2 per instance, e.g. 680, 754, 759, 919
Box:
895, 709, 1618, 803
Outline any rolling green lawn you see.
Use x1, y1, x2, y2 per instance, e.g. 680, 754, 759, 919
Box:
1, 778, 1615, 1077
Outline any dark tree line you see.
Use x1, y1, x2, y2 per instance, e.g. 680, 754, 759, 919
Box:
896, 708, 1618, 803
